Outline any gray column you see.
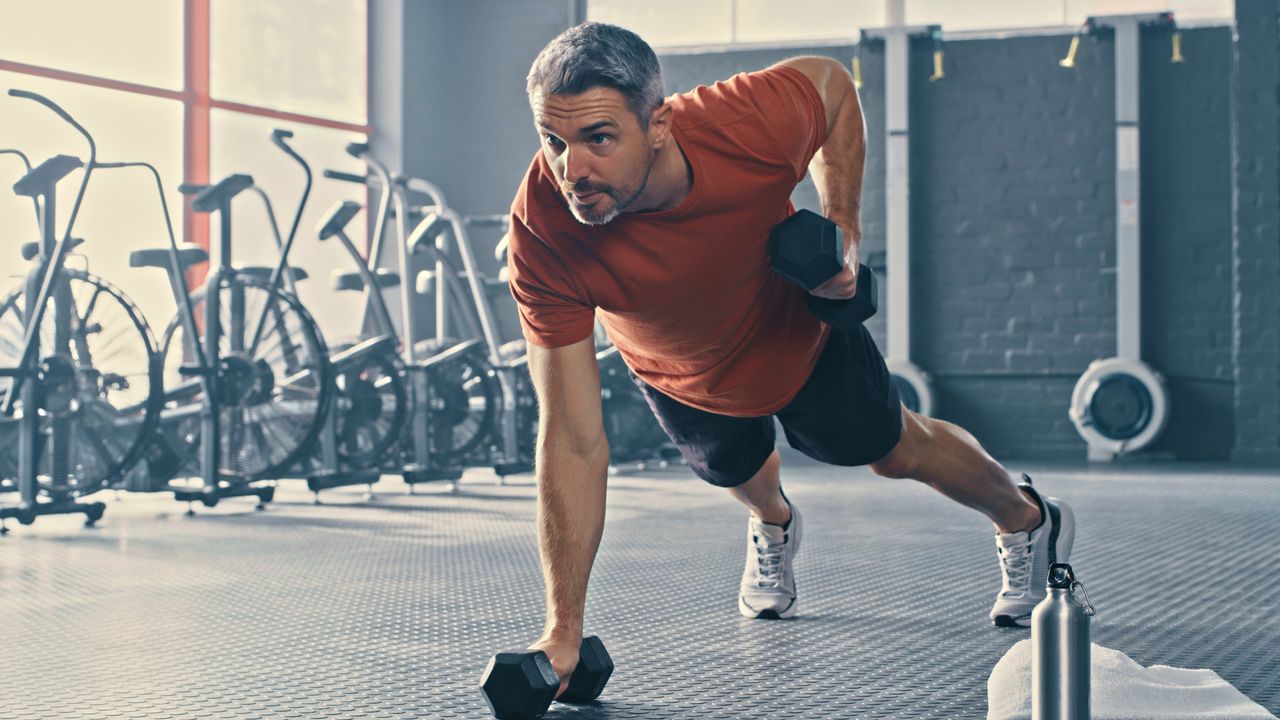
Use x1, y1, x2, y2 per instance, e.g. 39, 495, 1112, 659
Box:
369, 0, 405, 175
374, 0, 581, 344
1232, 0, 1280, 462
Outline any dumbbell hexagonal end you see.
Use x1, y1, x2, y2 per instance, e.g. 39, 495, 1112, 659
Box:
560, 635, 615, 704
768, 209, 844, 291
479, 649, 558, 720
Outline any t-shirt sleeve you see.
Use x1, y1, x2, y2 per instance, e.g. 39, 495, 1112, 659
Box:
738, 65, 828, 182
506, 214, 596, 349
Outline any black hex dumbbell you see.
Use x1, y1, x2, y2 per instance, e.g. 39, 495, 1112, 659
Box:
479, 635, 614, 720
769, 209, 878, 328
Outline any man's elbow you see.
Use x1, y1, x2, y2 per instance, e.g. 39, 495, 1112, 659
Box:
540, 421, 609, 462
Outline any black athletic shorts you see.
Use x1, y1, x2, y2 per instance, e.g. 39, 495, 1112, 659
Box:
628, 324, 904, 488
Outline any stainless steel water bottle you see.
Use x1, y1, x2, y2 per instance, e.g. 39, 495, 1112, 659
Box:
1032, 562, 1094, 720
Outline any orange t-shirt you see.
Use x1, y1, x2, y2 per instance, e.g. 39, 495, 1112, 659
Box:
508, 65, 830, 417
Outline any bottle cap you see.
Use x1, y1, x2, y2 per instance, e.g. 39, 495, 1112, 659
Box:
1047, 562, 1075, 589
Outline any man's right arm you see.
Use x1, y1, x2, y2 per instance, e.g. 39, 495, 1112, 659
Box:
526, 335, 609, 693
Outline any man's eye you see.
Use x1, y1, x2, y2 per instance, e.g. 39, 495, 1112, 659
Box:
544, 135, 563, 147
590, 134, 612, 145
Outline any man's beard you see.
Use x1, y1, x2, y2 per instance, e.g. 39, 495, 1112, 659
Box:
567, 157, 654, 226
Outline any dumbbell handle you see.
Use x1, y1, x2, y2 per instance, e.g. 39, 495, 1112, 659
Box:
808, 262, 878, 327
481, 635, 613, 719
521, 635, 608, 704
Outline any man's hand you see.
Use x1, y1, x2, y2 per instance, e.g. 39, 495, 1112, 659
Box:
530, 631, 582, 699
808, 223, 861, 301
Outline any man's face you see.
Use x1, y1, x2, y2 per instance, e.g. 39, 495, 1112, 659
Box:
532, 86, 656, 226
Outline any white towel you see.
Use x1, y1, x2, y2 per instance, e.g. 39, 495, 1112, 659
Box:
987, 639, 1277, 720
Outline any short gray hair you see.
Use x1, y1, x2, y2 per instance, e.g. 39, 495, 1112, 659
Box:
526, 22, 666, 128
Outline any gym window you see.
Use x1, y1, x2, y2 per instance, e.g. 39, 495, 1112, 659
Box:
0, 0, 369, 334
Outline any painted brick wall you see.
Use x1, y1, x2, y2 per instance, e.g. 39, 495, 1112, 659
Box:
660, 25, 1237, 460
1232, 0, 1280, 463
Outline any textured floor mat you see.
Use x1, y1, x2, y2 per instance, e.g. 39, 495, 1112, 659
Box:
1, 457, 1276, 718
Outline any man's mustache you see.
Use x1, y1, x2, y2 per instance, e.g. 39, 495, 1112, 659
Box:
564, 183, 610, 196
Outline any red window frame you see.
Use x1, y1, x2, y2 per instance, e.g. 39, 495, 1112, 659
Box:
0, 0, 370, 273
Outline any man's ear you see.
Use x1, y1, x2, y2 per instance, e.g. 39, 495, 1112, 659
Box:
648, 100, 673, 148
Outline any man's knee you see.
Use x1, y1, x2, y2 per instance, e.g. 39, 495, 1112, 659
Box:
869, 407, 924, 479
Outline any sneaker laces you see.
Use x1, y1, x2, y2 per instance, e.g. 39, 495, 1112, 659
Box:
750, 527, 787, 589
996, 533, 1035, 597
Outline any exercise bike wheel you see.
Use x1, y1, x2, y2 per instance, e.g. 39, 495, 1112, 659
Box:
159, 274, 332, 482
0, 271, 161, 496
331, 339, 409, 469
506, 355, 539, 467
419, 341, 499, 465
596, 347, 667, 463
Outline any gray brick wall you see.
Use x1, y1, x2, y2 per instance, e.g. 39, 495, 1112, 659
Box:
661, 25, 1239, 461
1232, 0, 1280, 463
1142, 26, 1237, 459
906, 32, 1120, 459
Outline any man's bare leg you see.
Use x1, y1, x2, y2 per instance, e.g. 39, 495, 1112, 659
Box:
721, 409, 1039, 534
723, 407, 1057, 625
869, 407, 1041, 534
727, 449, 790, 526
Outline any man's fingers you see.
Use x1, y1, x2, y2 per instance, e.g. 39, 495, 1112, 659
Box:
810, 269, 859, 299
813, 288, 855, 300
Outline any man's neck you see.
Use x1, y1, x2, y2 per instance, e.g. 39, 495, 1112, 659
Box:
631, 137, 692, 213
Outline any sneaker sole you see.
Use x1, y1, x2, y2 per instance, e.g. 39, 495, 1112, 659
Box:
992, 499, 1076, 628
739, 594, 799, 620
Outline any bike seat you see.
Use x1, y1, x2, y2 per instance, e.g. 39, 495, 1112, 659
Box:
331, 269, 401, 292
12, 155, 82, 197
416, 269, 507, 295
129, 244, 209, 270
317, 200, 362, 239
20, 237, 86, 261
416, 337, 486, 369
191, 174, 253, 213
331, 334, 398, 366
238, 265, 310, 282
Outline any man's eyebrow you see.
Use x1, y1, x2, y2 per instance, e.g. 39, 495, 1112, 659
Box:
535, 119, 619, 135
578, 120, 618, 134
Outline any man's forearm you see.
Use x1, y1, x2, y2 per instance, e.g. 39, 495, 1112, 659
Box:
809, 80, 868, 248
536, 438, 610, 638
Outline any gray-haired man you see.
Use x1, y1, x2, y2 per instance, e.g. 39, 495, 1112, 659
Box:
505, 22, 1076, 698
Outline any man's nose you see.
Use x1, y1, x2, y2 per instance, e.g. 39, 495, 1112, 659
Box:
562, 146, 590, 186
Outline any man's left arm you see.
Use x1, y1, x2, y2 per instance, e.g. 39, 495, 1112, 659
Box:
775, 56, 867, 300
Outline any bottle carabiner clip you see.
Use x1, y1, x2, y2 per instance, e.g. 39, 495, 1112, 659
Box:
1070, 578, 1096, 617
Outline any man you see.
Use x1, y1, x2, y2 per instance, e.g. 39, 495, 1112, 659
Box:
506, 22, 1075, 696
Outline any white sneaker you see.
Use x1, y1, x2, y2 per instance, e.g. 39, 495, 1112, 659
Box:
738, 500, 802, 619
989, 476, 1076, 627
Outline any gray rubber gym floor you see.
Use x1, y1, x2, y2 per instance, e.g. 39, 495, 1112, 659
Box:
1, 455, 1277, 719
